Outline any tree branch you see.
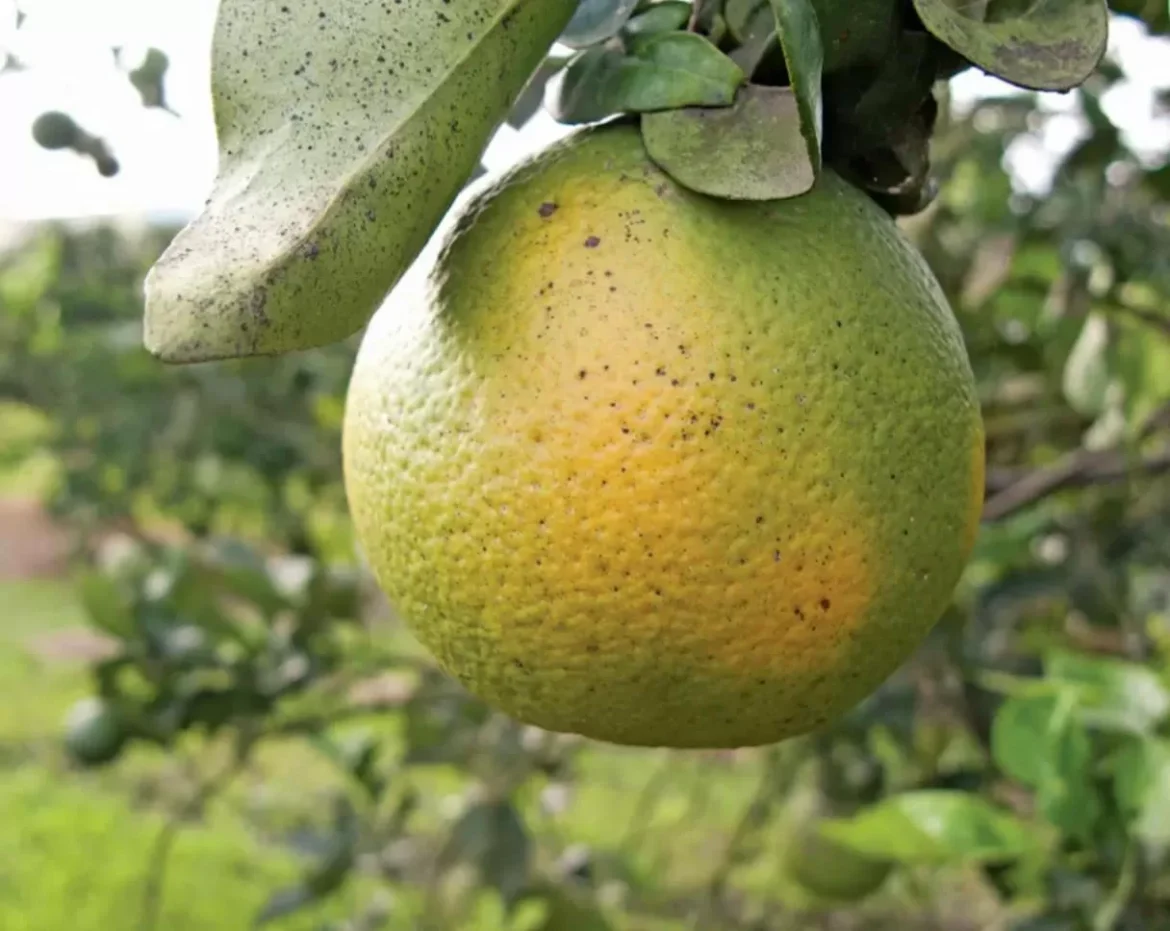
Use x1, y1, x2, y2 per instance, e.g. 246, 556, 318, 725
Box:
982, 444, 1170, 522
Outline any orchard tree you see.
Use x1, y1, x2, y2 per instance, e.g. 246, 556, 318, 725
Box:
4, 1, 1170, 930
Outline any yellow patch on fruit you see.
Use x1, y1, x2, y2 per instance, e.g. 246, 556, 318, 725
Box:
344, 124, 984, 748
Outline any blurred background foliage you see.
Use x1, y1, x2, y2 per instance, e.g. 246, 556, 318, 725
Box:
2, 2, 1170, 930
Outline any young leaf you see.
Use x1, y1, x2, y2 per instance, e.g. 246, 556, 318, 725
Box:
769, 0, 823, 173
546, 33, 744, 125
560, 0, 641, 48
910, 0, 1108, 91
143, 0, 578, 363
819, 790, 1043, 865
641, 84, 815, 199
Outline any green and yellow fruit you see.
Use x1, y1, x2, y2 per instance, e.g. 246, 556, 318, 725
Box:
343, 124, 983, 748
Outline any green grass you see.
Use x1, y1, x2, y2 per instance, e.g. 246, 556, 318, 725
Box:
0, 579, 90, 744
0, 577, 859, 930
0, 402, 58, 497
0, 579, 382, 929
0, 765, 368, 931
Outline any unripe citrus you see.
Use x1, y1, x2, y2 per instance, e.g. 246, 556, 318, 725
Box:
343, 124, 983, 748
64, 697, 126, 766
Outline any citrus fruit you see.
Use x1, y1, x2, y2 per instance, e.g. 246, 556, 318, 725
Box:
64, 697, 126, 767
343, 123, 984, 748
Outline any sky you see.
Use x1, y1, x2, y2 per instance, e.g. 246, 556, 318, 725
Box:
1, 0, 1169, 222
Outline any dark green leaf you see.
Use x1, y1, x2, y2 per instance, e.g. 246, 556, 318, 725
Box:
910, 0, 1108, 91
769, 0, 823, 172
813, 0, 901, 73
256, 798, 358, 925
546, 33, 744, 125
442, 800, 532, 903
128, 48, 173, 113
560, 0, 641, 48
820, 790, 1043, 865
641, 84, 815, 199
622, 1, 691, 36
254, 886, 316, 926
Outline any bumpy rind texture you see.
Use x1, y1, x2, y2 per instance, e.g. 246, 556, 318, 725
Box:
343, 124, 985, 749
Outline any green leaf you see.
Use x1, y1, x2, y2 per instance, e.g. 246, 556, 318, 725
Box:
1110, 312, 1170, 435
442, 800, 532, 903
993, 692, 1064, 787
811, 0, 901, 73
819, 790, 1042, 865
641, 84, 815, 199
768, 0, 823, 172
991, 688, 1101, 839
507, 57, 570, 128
1062, 313, 1111, 417
76, 571, 135, 639
560, 0, 641, 48
622, 1, 691, 36
1046, 649, 1170, 734
143, 0, 578, 363
546, 33, 744, 125
724, 0, 777, 76
255, 798, 358, 925
127, 48, 174, 114
526, 884, 614, 931
910, 0, 1108, 91
1111, 737, 1170, 846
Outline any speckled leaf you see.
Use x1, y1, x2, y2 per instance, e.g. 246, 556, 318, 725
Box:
545, 33, 744, 125
621, 1, 691, 37
769, 0, 823, 172
641, 84, 814, 199
143, 0, 577, 363
911, 0, 1108, 91
560, 0, 641, 48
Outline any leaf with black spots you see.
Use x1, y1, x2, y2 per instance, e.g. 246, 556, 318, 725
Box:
911, 0, 1108, 91
642, 84, 816, 199
144, 0, 578, 362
